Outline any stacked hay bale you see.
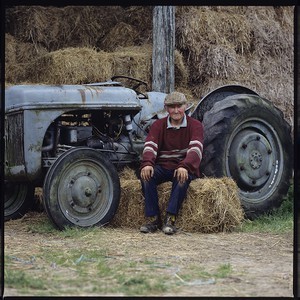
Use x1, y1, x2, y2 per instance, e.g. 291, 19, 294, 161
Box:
18, 44, 187, 87
5, 6, 126, 51
5, 33, 48, 83
111, 168, 244, 233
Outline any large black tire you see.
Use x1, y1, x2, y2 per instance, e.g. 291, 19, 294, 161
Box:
43, 147, 120, 229
201, 94, 293, 219
5, 183, 35, 221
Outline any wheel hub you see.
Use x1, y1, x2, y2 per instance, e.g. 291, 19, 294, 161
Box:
69, 173, 100, 212
250, 150, 262, 169
229, 130, 274, 190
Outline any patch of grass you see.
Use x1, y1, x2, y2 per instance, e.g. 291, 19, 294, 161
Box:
115, 273, 168, 295
95, 258, 113, 278
26, 216, 106, 238
5, 269, 46, 290
142, 259, 158, 266
38, 248, 107, 268
214, 263, 232, 278
5, 244, 172, 296
57, 225, 102, 238
238, 183, 293, 233
178, 263, 232, 283
26, 219, 57, 234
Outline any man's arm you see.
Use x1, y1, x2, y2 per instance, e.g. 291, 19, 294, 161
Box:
140, 120, 162, 180
177, 119, 204, 177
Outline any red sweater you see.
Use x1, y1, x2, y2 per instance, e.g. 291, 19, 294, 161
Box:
140, 115, 204, 177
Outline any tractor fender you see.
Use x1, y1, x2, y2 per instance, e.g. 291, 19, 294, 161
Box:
191, 84, 258, 122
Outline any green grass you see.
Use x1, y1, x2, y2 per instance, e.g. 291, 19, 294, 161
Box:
4, 248, 235, 296
115, 273, 168, 295
214, 263, 232, 278
237, 183, 294, 233
5, 269, 46, 291
27, 219, 102, 237
5, 247, 171, 296
179, 263, 232, 282
26, 219, 57, 234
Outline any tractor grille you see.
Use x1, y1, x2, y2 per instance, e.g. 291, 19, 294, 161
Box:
5, 112, 25, 166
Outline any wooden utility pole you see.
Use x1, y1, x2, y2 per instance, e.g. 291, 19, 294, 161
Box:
152, 6, 175, 93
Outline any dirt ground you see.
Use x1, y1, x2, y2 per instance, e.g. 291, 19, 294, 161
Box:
3, 212, 294, 297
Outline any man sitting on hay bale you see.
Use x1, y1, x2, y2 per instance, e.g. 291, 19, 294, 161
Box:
139, 91, 204, 235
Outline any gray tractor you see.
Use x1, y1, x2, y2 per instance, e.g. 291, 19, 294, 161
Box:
4, 76, 293, 229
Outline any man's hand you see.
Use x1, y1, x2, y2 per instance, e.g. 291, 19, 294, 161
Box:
174, 167, 188, 184
140, 166, 154, 181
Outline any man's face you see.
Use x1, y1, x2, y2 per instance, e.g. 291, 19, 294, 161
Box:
165, 103, 186, 123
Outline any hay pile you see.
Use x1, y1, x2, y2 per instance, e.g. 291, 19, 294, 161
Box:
175, 6, 294, 129
111, 168, 244, 233
5, 6, 293, 132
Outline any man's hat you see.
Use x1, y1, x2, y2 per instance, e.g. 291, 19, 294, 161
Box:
164, 91, 187, 105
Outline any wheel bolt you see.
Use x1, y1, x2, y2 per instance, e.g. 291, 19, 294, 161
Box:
268, 149, 272, 154
256, 136, 261, 140
252, 180, 256, 184
240, 165, 245, 171
242, 143, 247, 149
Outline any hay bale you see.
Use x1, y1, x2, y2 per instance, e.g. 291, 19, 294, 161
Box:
176, 6, 252, 85
5, 33, 48, 84
180, 177, 244, 232
122, 6, 153, 43
5, 6, 126, 51
111, 168, 244, 233
246, 6, 292, 59
23, 45, 152, 85
99, 22, 139, 52
176, 7, 252, 56
111, 45, 153, 84
24, 47, 113, 84
6, 6, 64, 50
21, 44, 188, 88
175, 49, 189, 88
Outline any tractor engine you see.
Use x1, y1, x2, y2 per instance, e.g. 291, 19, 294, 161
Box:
42, 110, 144, 168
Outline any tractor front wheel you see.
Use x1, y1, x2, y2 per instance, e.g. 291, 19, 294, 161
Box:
43, 147, 120, 229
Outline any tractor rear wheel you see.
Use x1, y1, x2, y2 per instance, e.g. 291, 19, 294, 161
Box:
201, 94, 293, 219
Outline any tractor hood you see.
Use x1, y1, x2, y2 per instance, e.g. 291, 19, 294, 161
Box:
5, 84, 142, 113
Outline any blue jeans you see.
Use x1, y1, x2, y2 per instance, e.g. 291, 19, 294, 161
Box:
140, 165, 197, 217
